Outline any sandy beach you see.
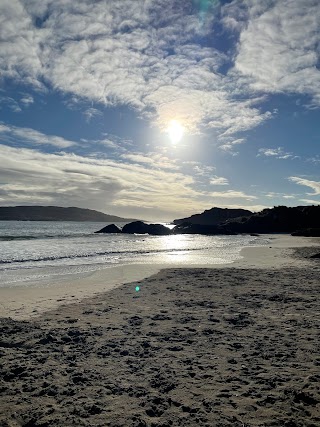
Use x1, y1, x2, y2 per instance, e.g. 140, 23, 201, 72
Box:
1, 237, 320, 426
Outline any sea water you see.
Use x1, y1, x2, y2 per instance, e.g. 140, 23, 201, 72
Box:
0, 221, 270, 287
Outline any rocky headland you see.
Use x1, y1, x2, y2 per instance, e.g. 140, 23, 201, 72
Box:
95, 206, 320, 237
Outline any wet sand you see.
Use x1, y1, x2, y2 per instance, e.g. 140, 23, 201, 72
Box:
1, 247, 320, 426
0, 235, 319, 320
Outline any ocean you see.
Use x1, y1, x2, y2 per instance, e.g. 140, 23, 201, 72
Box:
0, 221, 270, 287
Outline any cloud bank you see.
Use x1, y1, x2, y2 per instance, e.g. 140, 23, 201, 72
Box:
233, 0, 320, 107
2, 0, 319, 150
0, 123, 76, 148
0, 144, 263, 220
0, 0, 275, 141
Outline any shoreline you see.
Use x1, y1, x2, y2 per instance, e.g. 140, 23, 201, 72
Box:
0, 234, 319, 320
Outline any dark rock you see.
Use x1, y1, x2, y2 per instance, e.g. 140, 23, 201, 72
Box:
122, 221, 171, 235
95, 224, 122, 233
173, 207, 252, 226
175, 205, 320, 234
173, 222, 237, 235
224, 205, 320, 234
147, 223, 172, 235
122, 221, 150, 234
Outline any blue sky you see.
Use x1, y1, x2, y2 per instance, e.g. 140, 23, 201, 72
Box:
0, 0, 319, 221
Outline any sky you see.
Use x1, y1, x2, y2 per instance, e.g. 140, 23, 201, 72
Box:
0, 0, 319, 221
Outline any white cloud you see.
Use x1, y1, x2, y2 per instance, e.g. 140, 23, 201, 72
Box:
0, 144, 200, 219
190, 164, 216, 176
234, 0, 320, 106
83, 133, 135, 153
121, 152, 179, 171
221, 0, 248, 32
0, 93, 33, 111
308, 155, 320, 164
214, 204, 267, 212
0, 144, 263, 220
264, 192, 297, 200
0, 96, 21, 112
1, 0, 319, 148
0, 0, 44, 89
0, 123, 76, 148
0, 0, 273, 139
265, 192, 280, 199
289, 176, 320, 195
299, 199, 320, 205
209, 190, 257, 201
83, 107, 102, 122
20, 94, 34, 107
210, 176, 229, 186
258, 147, 298, 160
219, 137, 246, 154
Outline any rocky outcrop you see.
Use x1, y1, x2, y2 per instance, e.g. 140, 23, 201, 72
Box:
147, 223, 172, 235
122, 221, 150, 234
173, 206, 320, 235
173, 223, 237, 235
95, 224, 122, 233
121, 221, 172, 235
173, 207, 252, 226
223, 206, 320, 234
95, 206, 320, 236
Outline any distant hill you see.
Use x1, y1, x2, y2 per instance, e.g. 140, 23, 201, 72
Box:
0, 206, 138, 222
173, 207, 252, 226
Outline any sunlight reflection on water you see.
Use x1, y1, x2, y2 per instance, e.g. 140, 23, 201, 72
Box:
0, 221, 269, 286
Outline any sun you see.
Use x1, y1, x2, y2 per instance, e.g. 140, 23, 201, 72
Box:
167, 120, 184, 144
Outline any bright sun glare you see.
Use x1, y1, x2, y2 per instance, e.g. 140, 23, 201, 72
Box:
167, 120, 184, 144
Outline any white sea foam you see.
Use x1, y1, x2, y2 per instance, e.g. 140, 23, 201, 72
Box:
0, 221, 270, 287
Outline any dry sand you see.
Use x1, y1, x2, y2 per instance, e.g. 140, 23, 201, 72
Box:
1, 239, 320, 426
